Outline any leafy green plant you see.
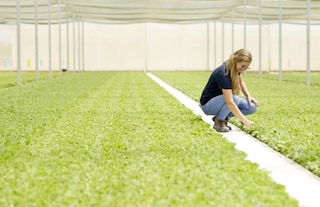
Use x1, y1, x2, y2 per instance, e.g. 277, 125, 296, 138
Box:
0, 72, 298, 206
154, 71, 320, 177
0, 71, 64, 88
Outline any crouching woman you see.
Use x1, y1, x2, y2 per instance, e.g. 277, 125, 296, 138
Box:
199, 48, 259, 132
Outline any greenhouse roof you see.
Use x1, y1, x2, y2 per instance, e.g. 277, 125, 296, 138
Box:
1, 0, 320, 24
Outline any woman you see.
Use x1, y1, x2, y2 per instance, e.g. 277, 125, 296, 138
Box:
200, 49, 259, 132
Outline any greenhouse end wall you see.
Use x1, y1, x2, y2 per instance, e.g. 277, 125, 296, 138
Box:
1, 22, 320, 72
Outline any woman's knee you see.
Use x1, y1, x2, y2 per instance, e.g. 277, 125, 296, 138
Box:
233, 95, 241, 105
248, 103, 258, 114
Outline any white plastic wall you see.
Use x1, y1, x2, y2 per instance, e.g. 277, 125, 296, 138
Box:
1, 22, 320, 71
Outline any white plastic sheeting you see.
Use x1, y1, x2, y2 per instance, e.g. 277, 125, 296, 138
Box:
1, 0, 320, 25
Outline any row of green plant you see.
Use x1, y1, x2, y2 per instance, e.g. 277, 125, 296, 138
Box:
153, 71, 320, 176
257, 72, 320, 86
0, 72, 298, 206
0, 71, 67, 88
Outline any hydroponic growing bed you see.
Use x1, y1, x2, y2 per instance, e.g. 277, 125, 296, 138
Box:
0, 72, 298, 206
154, 71, 320, 177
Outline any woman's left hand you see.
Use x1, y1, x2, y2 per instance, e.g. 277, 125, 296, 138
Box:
247, 95, 259, 107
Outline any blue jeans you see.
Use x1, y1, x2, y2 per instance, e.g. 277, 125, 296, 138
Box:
200, 95, 257, 120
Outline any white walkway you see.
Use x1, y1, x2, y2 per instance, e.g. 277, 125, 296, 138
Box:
147, 72, 320, 207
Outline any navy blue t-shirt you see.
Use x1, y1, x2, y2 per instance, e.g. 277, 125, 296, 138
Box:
200, 63, 232, 105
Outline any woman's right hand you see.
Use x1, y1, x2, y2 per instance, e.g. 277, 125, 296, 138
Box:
243, 119, 255, 127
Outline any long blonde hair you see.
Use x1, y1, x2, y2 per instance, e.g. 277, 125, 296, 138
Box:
226, 49, 252, 95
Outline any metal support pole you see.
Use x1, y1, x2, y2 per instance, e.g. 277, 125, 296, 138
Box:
243, 0, 247, 49
207, 22, 210, 70
66, 18, 69, 72
82, 21, 85, 71
16, 0, 21, 86
278, 0, 283, 81
259, 0, 262, 76
232, 9, 234, 52
78, 21, 80, 72
268, 24, 271, 73
306, 0, 311, 85
34, 0, 39, 82
213, 21, 216, 68
58, 0, 62, 75
48, 0, 52, 78
73, 14, 75, 72
222, 15, 225, 63
144, 23, 148, 72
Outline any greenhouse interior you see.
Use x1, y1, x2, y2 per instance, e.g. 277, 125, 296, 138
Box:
1, 0, 320, 207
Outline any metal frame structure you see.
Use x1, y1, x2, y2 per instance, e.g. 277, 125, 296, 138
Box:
2, 0, 319, 85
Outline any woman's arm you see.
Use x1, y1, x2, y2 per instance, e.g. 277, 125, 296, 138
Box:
240, 77, 259, 107
222, 88, 254, 127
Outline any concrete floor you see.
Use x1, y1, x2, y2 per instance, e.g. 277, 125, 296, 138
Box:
147, 72, 320, 207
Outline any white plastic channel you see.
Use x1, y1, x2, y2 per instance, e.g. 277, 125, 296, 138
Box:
147, 72, 320, 207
